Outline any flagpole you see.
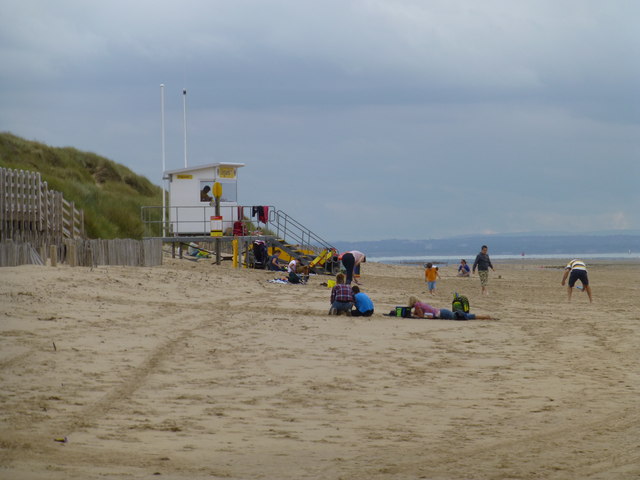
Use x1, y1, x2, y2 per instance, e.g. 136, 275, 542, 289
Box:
160, 83, 167, 237
182, 88, 188, 168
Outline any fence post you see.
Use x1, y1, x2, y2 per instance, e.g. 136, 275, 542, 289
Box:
50, 245, 57, 267
68, 242, 77, 267
242, 239, 248, 268
232, 238, 239, 268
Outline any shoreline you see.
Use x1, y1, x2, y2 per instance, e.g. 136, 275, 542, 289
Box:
370, 254, 640, 266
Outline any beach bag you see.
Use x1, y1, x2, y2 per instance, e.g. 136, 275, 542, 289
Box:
288, 271, 301, 284
394, 306, 412, 318
452, 292, 470, 313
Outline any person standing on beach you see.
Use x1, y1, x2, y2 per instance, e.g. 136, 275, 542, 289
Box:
424, 263, 440, 295
472, 245, 495, 295
561, 259, 593, 303
339, 250, 366, 285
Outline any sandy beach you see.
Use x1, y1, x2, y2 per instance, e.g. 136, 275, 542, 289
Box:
1, 256, 639, 479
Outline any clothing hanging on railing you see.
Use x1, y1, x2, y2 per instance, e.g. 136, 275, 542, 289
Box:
233, 221, 247, 236
252, 206, 268, 224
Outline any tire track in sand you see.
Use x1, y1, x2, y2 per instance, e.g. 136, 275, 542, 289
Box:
53, 301, 232, 437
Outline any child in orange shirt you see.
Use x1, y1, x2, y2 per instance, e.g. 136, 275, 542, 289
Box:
424, 263, 440, 295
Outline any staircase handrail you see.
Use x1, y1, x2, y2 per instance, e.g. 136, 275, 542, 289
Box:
140, 204, 337, 257
269, 209, 335, 256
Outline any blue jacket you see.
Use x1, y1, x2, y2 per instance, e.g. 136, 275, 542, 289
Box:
354, 292, 374, 312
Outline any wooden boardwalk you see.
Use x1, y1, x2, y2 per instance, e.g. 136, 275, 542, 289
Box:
1, 167, 162, 267
0, 167, 83, 245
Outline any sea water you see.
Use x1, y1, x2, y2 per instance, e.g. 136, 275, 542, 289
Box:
368, 252, 640, 265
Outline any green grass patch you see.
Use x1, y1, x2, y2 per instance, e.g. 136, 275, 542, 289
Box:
0, 132, 163, 239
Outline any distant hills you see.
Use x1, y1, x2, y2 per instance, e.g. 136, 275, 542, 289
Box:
334, 233, 640, 258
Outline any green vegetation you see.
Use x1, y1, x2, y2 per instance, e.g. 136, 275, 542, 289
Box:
0, 132, 163, 239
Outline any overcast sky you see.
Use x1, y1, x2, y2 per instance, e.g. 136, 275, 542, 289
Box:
1, 0, 638, 242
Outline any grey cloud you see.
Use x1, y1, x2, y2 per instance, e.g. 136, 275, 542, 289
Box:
0, 0, 638, 240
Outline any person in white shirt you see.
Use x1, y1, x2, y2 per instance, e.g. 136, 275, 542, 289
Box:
287, 258, 299, 273
561, 259, 592, 303
339, 250, 366, 285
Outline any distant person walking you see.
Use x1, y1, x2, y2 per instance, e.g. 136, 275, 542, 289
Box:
472, 245, 495, 295
340, 250, 366, 285
561, 259, 593, 303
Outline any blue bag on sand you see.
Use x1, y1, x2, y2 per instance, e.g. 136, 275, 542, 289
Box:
395, 306, 412, 318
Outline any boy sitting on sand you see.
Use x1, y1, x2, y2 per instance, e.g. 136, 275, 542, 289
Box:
351, 286, 374, 317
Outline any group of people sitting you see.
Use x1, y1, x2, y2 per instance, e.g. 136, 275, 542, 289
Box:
328, 272, 496, 320
269, 252, 311, 284
328, 273, 375, 316
270, 250, 494, 320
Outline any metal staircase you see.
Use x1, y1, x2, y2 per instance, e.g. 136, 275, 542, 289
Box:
140, 203, 340, 273
267, 209, 339, 274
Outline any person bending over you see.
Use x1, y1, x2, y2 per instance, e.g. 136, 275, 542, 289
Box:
561, 258, 593, 303
339, 250, 366, 285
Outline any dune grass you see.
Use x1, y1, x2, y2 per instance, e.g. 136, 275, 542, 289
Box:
0, 132, 163, 239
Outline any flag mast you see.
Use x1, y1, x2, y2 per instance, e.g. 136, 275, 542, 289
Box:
160, 83, 167, 237
182, 88, 188, 168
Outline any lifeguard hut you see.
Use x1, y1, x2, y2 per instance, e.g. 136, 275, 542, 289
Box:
149, 161, 339, 274
165, 162, 245, 235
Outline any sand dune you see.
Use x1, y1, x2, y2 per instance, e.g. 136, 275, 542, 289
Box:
1, 257, 639, 479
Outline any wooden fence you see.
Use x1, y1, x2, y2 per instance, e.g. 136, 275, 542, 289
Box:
0, 167, 163, 267
67, 238, 163, 267
0, 238, 163, 267
0, 241, 44, 266
0, 167, 84, 245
